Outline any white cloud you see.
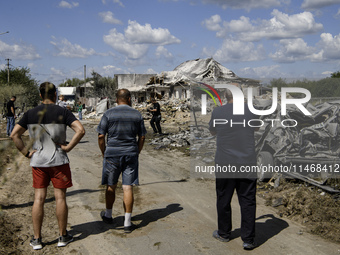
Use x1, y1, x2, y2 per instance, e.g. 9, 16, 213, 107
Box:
125, 20, 181, 45
202, 15, 222, 31
270, 38, 315, 62
239, 65, 282, 79
311, 33, 340, 61
145, 68, 157, 74
204, 10, 323, 41
103, 21, 180, 60
155, 46, 173, 59
103, 28, 149, 59
322, 70, 334, 76
206, 39, 266, 62
51, 67, 66, 77
301, 0, 340, 10
58, 1, 79, 8
199, 0, 284, 10
50, 37, 96, 58
101, 65, 125, 75
99, 11, 123, 24
269, 32, 340, 63
0, 40, 40, 60
113, 0, 124, 7
102, 0, 124, 7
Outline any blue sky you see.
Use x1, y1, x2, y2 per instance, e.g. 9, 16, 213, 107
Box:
1, 0, 340, 85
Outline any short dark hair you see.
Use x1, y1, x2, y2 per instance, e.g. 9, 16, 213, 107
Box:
11, 96, 16, 100
39, 82, 56, 100
224, 89, 233, 101
116, 89, 131, 103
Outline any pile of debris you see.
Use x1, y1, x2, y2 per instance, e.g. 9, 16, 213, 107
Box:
135, 99, 191, 120
149, 130, 191, 150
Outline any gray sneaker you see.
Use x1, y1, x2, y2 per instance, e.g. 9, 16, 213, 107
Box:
30, 237, 42, 250
100, 210, 114, 224
57, 231, 73, 247
212, 230, 230, 242
243, 241, 257, 250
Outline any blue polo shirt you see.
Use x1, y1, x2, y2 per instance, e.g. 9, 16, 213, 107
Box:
209, 103, 257, 165
97, 105, 147, 157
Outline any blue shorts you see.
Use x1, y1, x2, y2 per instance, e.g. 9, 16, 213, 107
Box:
102, 155, 139, 186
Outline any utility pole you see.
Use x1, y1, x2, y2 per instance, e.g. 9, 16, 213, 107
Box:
84, 65, 86, 104
6, 58, 11, 84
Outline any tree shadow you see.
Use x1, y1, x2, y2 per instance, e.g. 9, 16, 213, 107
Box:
0, 188, 102, 209
68, 203, 183, 243
230, 214, 289, 247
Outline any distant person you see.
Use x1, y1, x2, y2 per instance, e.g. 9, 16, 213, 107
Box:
97, 89, 146, 233
6, 96, 16, 136
77, 101, 83, 120
209, 89, 259, 250
58, 95, 67, 108
10, 82, 85, 250
149, 98, 162, 134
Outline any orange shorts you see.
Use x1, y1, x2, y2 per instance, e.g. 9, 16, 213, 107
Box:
32, 164, 73, 189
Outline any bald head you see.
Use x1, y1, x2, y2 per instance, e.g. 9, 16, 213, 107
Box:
116, 89, 131, 105
224, 89, 233, 103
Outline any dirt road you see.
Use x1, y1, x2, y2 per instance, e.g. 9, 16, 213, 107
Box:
1, 120, 340, 254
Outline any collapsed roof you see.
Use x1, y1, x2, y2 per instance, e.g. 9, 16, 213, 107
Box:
147, 57, 260, 87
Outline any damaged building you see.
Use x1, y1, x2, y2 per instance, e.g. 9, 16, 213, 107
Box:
146, 57, 261, 101
115, 58, 261, 103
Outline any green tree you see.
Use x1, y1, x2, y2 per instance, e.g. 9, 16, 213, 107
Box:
331, 71, 340, 78
269, 78, 287, 89
90, 71, 117, 99
0, 67, 40, 109
58, 78, 83, 87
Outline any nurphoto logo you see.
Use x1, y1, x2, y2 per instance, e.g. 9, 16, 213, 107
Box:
201, 84, 311, 116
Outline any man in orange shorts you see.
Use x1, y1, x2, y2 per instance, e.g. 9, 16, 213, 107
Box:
10, 82, 85, 250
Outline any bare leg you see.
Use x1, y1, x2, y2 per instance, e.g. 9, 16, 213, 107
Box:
32, 188, 47, 239
54, 188, 68, 236
122, 185, 134, 213
106, 184, 117, 209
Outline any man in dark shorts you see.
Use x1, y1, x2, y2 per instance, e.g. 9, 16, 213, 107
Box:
209, 88, 259, 250
6, 95, 16, 136
149, 98, 162, 134
97, 88, 146, 233
10, 82, 85, 250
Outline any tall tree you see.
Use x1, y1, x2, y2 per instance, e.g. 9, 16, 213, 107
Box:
90, 71, 117, 99
0, 67, 40, 108
58, 78, 83, 87
331, 71, 340, 78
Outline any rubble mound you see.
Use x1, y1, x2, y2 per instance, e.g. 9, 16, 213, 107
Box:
259, 179, 340, 243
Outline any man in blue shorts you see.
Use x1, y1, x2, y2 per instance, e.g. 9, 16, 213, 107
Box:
97, 88, 146, 233
10, 82, 85, 250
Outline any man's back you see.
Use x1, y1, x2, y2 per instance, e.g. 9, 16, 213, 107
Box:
209, 103, 257, 165
6, 99, 15, 117
97, 105, 146, 157
18, 104, 77, 167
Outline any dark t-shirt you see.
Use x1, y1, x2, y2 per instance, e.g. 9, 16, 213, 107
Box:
209, 103, 258, 165
18, 104, 77, 167
6, 100, 15, 117
151, 102, 161, 116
